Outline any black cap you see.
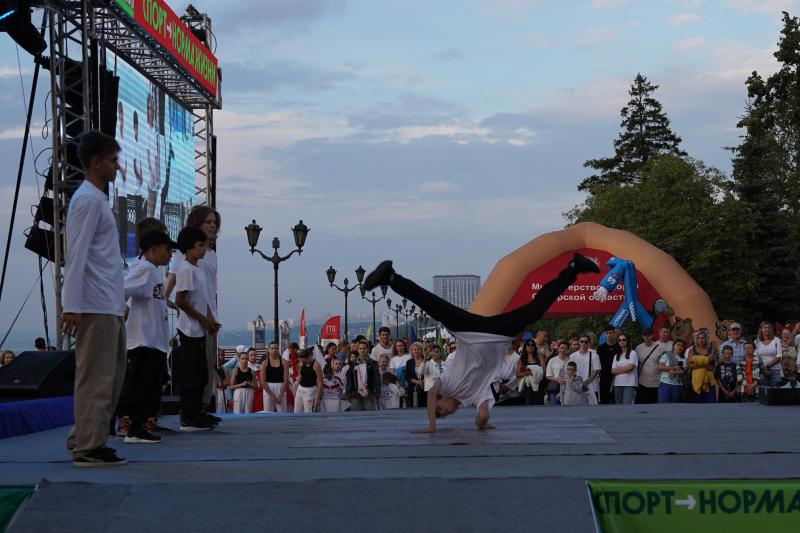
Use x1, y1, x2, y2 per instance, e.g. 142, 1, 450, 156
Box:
139, 230, 178, 257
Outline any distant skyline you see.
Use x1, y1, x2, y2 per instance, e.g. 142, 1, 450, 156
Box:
0, 0, 792, 337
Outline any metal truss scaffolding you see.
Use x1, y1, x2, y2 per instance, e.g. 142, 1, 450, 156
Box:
47, 0, 219, 348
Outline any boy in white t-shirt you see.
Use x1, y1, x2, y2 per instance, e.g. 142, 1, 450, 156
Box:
174, 227, 220, 431
361, 254, 600, 433
116, 230, 176, 444
381, 373, 402, 409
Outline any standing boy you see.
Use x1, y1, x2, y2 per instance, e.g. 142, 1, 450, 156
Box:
63, 131, 127, 467
174, 227, 221, 430
117, 230, 176, 443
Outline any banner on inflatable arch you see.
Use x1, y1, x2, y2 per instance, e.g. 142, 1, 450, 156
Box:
503, 248, 663, 320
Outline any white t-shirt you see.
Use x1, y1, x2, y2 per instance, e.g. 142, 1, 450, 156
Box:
124, 259, 169, 351
171, 249, 218, 317
546, 356, 568, 382
568, 350, 601, 394
755, 337, 782, 382
370, 343, 393, 362
635, 342, 663, 388
389, 354, 412, 371
175, 260, 211, 338
437, 331, 512, 410
422, 359, 446, 391
381, 382, 401, 409
611, 350, 639, 387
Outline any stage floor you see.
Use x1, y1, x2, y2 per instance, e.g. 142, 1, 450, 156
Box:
3, 403, 800, 532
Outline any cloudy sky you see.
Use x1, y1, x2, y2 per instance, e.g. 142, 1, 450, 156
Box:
0, 0, 793, 337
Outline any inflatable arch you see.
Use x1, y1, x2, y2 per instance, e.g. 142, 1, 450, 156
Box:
469, 222, 719, 335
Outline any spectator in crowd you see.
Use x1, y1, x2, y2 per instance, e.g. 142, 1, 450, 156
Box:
716, 345, 740, 403
422, 344, 446, 393
260, 341, 288, 413
658, 339, 687, 403
63, 131, 127, 467
635, 329, 663, 404
720, 322, 745, 365
332, 358, 350, 411
371, 327, 393, 361
656, 326, 673, 359
389, 339, 411, 385
686, 329, 716, 403
739, 340, 760, 401
445, 339, 457, 356
405, 342, 427, 407
230, 352, 255, 414
779, 328, 796, 379
569, 334, 601, 405
611, 334, 638, 405
381, 373, 402, 409
378, 354, 392, 376
755, 321, 782, 385
34, 337, 47, 352
336, 341, 349, 363
562, 361, 589, 406
533, 328, 550, 364
320, 364, 344, 412
493, 343, 523, 406
568, 338, 579, 354
324, 342, 338, 364
0, 350, 15, 367
294, 348, 322, 413
545, 340, 570, 405
165, 205, 220, 422
215, 350, 228, 414
247, 347, 263, 412
346, 340, 381, 411
517, 339, 544, 405
174, 227, 220, 429
597, 326, 620, 404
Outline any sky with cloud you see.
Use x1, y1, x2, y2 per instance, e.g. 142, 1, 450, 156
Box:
0, 0, 795, 338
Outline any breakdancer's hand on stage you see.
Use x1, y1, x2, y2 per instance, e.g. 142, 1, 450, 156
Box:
475, 401, 494, 430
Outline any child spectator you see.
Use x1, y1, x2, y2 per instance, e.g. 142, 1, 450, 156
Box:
174, 227, 220, 430
381, 373, 402, 409
422, 345, 446, 393
320, 364, 344, 412
739, 341, 761, 402
0, 350, 15, 367
230, 353, 255, 414
378, 354, 391, 376
562, 361, 588, 406
716, 345, 740, 403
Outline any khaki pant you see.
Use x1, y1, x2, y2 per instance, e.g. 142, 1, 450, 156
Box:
66, 314, 126, 458
202, 333, 217, 411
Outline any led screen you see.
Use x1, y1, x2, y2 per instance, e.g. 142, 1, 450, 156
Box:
108, 53, 195, 260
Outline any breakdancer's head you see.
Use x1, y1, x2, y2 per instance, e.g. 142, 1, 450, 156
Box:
435, 395, 461, 418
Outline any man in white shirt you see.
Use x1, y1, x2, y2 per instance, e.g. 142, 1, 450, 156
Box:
635, 330, 663, 404
371, 327, 393, 361
568, 335, 601, 405
361, 253, 600, 432
546, 340, 570, 405
63, 131, 127, 467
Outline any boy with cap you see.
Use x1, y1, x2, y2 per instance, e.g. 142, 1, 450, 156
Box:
361, 254, 599, 433
116, 231, 177, 443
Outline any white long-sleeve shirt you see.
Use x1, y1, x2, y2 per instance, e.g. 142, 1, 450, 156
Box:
62, 180, 124, 316
124, 259, 169, 351
170, 249, 217, 317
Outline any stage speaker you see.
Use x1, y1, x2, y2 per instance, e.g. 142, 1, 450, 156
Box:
759, 384, 800, 405
0, 350, 75, 399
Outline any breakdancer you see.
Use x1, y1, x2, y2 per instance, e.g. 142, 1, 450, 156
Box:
361, 254, 600, 433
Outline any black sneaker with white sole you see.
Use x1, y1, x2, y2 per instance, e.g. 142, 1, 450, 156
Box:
72, 446, 128, 468
124, 424, 162, 444
180, 417, 213, 432
204, 413, 221, 425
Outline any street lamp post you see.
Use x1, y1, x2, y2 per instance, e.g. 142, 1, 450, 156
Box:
326, 265, 365, 342
246, 219, 310, 345
403, 304, 416, 338
386, 298, 404, 339
361, 284, 388, 344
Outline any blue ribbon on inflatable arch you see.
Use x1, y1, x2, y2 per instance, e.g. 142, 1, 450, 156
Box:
597, 257, 654, 332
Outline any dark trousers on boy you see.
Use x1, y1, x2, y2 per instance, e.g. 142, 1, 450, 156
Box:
116, 347, 166, 427
178, 331, 208, 421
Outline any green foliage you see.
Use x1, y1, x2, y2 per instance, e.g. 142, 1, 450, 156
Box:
580, 74, 686, 192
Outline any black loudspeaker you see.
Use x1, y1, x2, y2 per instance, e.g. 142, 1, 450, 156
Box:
759, 384, 800, 405
0, 351, 75, 399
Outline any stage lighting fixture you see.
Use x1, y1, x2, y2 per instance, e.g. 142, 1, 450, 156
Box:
0, 1, 46, 57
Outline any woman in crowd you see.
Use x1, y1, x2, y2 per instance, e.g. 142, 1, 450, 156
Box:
755, 321, 782, 385
389, 339, 411, 383
247, 348, 263, 412
0, 350, 14, 367
294, 348, 322, 413
230, 352, 255, 414
517, 339, 544, 405
611, 334, 638, 404
404, 342, 427, 408
324, 342, 338, 364
422, 344, 446, 393
658, 339, 687, 403
215, 350, 228, 413
686, 329, 716, 403
260, 342, 288, 413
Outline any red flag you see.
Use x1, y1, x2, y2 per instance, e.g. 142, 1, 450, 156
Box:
321, 315, 341, 342
299, 309, 307, 349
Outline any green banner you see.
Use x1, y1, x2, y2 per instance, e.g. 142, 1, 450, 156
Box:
0, 486, 36, 532
587, 480, 800, 532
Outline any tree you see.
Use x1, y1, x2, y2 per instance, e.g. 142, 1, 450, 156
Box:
567, 155, 754, 328
579, 74, 686, 192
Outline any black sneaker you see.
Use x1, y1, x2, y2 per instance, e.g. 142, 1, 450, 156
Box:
205, 413, 221, 425
124, 424, 162, 444
180, 417, 213, 432
569, 253, 601, 274
363, 260, 394, 291
72, 446, 128, 468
